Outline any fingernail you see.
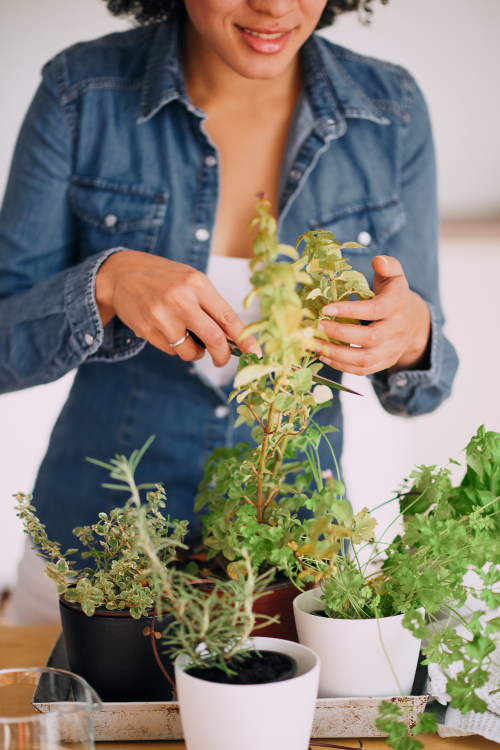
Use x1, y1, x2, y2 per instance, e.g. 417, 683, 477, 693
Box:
323, 304, 338, 316
250, 345, 263, 358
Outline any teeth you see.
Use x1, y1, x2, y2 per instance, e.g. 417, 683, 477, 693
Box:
243, 28, 285, 40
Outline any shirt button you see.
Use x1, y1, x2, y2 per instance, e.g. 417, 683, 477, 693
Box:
195, 227, 211, 242
395, 377, 408, 388
357, 231, 372, 246
290, 169, 302, 181
84, 333, 94, 346
214, 405, 230, 419
204, 155, 217, 167
103, 213, 118, 228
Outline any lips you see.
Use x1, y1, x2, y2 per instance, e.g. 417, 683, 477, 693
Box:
236, 25, 292, 54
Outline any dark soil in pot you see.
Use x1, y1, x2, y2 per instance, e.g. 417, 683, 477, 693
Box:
59, 597, 174, 702
185, 650, 297, 685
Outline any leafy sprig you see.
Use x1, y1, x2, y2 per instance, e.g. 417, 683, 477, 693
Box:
195, 197, 373, 579
94, 442, 279, 674
14, 436, 188, 618
304, 428, 500, 750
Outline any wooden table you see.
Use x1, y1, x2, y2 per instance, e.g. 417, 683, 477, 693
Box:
0, 624, 496, 750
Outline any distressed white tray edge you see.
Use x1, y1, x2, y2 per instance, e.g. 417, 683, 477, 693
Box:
38, 633, 428, 740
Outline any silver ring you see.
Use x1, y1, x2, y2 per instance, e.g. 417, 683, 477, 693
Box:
169, 330, 190, 349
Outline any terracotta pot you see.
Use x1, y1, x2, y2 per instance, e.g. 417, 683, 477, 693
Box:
197, 577, 305, 642
251, 578, 303, 642
59, 598, 174, 702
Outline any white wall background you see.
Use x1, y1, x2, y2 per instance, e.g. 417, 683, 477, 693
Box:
1, 0, 499, 591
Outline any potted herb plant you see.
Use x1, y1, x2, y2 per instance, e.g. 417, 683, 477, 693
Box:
194, 197, 374, 638
292, 425, 500, 750
98, 443, 321, 750
14, 436, 188, 702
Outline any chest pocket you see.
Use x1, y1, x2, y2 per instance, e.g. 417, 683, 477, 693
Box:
69, 176, 169, 257
309, 196, 405, 257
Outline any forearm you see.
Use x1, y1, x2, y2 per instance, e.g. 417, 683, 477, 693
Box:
0, 249, 144, 394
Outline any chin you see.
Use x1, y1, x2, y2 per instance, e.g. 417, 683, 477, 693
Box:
230, 53, 296, 81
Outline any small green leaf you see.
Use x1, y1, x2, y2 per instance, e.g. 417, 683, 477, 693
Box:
233, 363, 280, 388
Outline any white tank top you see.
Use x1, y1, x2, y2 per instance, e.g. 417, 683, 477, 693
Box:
193, 254, 260, 387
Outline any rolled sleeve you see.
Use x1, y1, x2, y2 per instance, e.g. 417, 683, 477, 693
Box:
370, 303, 459, 416
64, 247, 146, 365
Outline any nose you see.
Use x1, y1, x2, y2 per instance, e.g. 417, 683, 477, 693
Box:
247, 0, 300, 18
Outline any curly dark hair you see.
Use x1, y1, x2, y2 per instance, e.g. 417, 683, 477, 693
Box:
104, 0, 389, 30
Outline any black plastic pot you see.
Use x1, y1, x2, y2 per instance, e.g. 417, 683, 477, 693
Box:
59, 597, 174, 702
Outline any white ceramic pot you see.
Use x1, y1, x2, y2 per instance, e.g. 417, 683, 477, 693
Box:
174, 636, 320, 750
293, 591, 421, 698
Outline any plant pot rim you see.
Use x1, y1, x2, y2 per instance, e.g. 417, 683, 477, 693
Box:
293, 590, 423, 623
175, 636, 319, 687
59, 595, 153, 618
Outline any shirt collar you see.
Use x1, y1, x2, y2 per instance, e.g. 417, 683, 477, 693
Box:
139, 10, 390, 133
300, 34, 390, 139
138, 6, 200, 124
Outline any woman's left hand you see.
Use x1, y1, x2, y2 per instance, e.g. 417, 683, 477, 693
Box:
310, 255, 431, 377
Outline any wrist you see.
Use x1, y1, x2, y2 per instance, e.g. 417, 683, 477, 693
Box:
95, 252, 121, 327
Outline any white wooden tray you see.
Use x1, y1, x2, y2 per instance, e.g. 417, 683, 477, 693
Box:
35, 633, 428, 740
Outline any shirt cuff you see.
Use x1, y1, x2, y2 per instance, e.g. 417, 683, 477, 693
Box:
64, 247, 146, 363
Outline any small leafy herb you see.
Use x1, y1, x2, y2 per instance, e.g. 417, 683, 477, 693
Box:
300, 429, 500, 750
92, 442, 278, 675
15, 437, 187, 618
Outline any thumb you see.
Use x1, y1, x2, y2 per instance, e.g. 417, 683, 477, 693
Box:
372, 254, 404, 293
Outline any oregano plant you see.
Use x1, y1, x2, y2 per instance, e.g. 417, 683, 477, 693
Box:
195, 196, 374, 580
14, 437, 188, 618
87, 440, 278, 675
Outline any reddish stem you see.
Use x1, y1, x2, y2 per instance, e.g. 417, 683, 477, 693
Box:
309, 742, 363, 749
149, 611, 177, 695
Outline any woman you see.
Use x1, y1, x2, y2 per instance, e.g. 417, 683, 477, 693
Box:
0, 0, 458, 622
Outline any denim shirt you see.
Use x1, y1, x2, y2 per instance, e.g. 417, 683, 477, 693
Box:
0, 12, 458, 550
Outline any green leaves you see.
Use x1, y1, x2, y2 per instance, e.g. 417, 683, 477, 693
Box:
195, 198, 376, 581
14, 438, 188, 618
375, 701, 437, 750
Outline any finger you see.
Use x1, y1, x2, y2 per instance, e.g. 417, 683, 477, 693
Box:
189, 310, 235, 367
167, 330, 206, 361
317, 340, 395, 377
200, 288, 261, 356
147, 328, 205, 360
315, 320, 382, 349
321, 297, 384, 323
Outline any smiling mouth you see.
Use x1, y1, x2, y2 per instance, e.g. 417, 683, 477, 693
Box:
239, 27, 289, 40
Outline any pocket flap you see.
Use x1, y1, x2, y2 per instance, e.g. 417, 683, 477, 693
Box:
70, 176, 168, 233
309, 196, 405, 254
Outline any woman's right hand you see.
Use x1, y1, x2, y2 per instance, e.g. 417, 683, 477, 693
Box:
95, 249, 259, 365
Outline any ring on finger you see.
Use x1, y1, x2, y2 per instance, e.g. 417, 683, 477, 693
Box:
170, 330, 191, 348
